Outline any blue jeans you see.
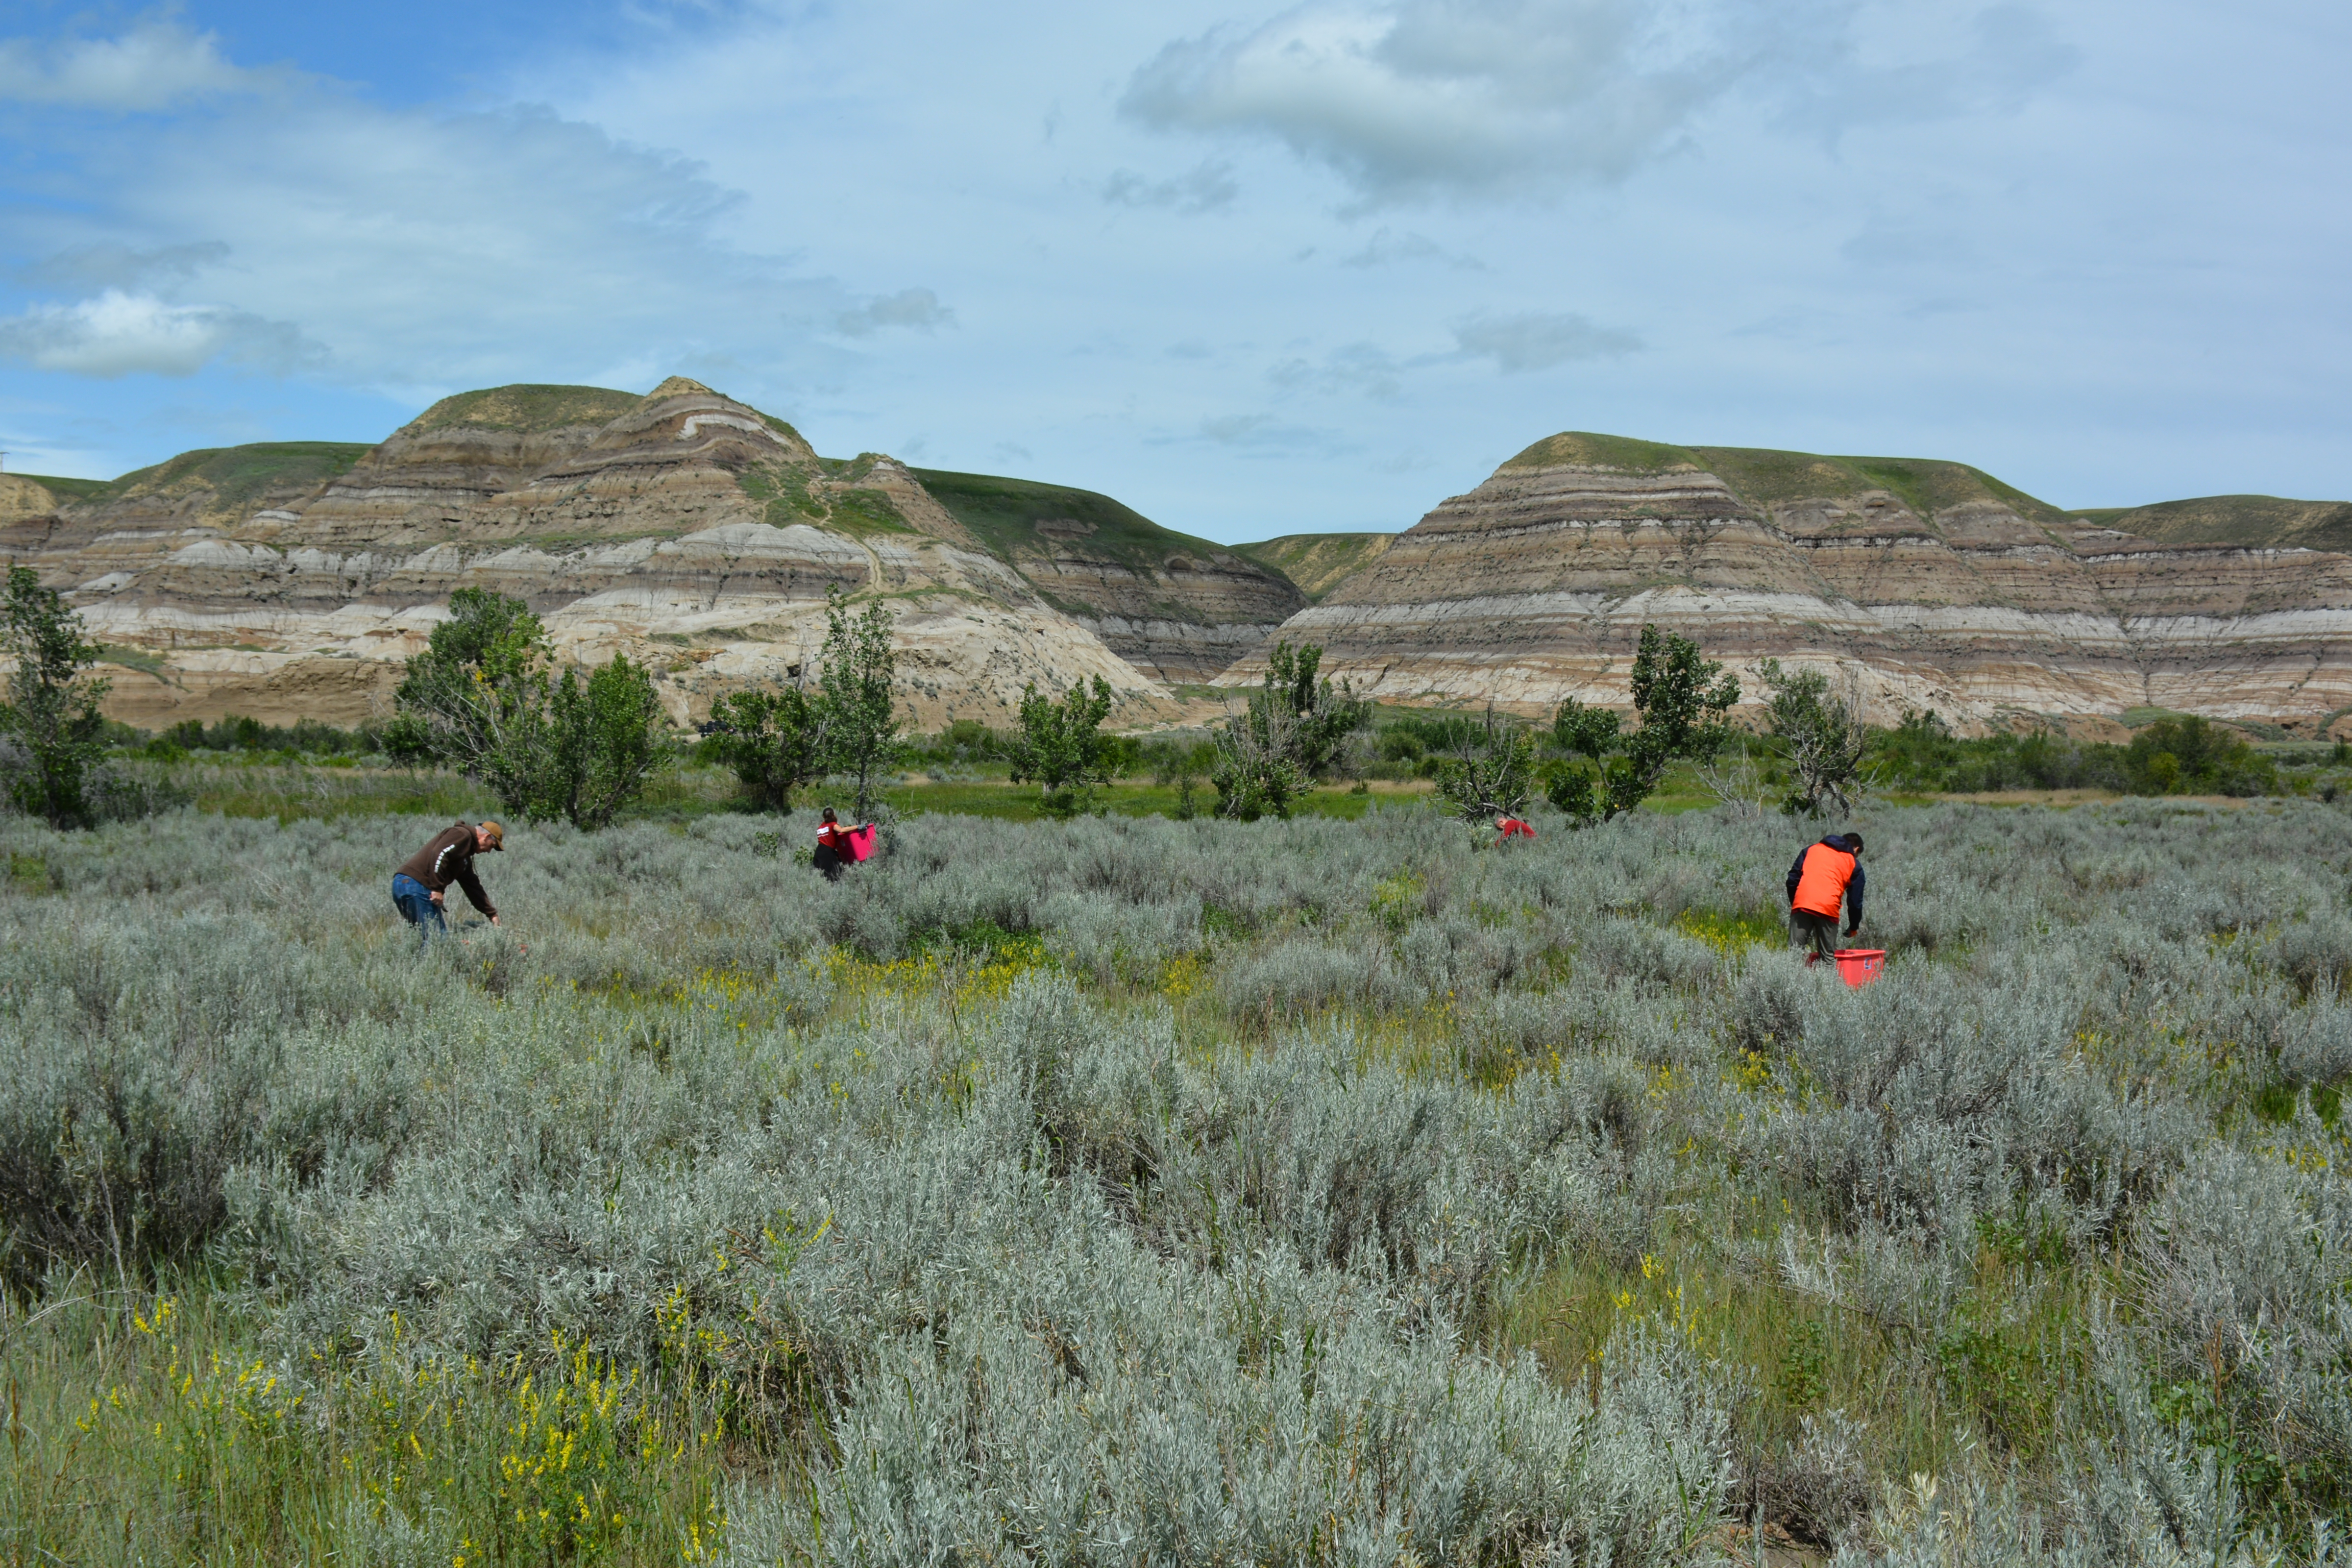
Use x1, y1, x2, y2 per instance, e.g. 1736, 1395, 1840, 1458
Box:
392, 873, 446, 945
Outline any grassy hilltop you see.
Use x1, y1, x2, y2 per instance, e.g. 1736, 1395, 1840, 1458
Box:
913, 466, 1247, 577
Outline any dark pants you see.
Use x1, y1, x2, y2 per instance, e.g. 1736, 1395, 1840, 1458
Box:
1789, 908, 1840, 957
813, 844, 844, 882
392, 873, 446, 945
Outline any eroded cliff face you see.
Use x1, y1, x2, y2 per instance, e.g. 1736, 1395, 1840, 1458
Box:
1, 380, 1170, 731
910, 468, 1304, 683
1222, 433, 2352, 729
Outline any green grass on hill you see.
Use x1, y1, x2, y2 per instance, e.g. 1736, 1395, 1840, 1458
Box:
1694, 445, 2071, 524
1496, 430, 2074, 525
72, 442, 375, 522
2073, 494, 2352, 552
1231, 533, 1395, 601
13, 472, 110, 502
1501, 432, 1701, 474
406, 383, 640, 434
913, 466, 1280, 585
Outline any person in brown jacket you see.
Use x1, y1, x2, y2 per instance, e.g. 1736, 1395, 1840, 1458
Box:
392, 820, 503, 943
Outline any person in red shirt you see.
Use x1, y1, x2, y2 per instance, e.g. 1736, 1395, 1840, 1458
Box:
1493, 813, 1537, 845
813, 807, 875, 881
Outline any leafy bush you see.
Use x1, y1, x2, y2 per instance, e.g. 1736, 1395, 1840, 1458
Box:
390, 588, 671, 829
815, 586, 903, 817
1548, 624, 1739, 826
1428, 706, 1537, 824
1006, 674, 1115, 817
0, 565, 112, 827
706, 683, 825, 811
2126, 715, 2278, 796
1212, 641, 1369, 819
148, 714, 375, 758
1760, 659, 1870, 817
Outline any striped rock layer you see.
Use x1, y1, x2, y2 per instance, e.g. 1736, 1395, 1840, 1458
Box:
1222, 433, 2352, 731
0, 379, 1298, 729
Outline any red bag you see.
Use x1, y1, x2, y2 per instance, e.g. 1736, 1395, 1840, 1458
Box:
846, 825, 876, 863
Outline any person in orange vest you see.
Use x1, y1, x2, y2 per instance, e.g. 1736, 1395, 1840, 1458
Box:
1786, 832, 1865, 957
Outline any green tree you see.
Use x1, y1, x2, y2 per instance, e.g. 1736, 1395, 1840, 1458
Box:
384, 588, 547, 769
1430, 707, 1538, 826
1007, 675, 1115, 818
709, 684, 827, 812
0, 566, 112, 828
1209, 698, 1310, 822
1551, 697, 1620, 762
1210, 640, 1367, 821
1262, 640, 1371, 778
1546, 624, 1739, 827
392, 589, 672, 829
2125, 716, 2275, 797
516, 655, 672, 830
1760, 659, 1871, 818
817, 587, 903, 819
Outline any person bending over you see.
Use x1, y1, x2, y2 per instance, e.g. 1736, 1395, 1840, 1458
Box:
1786, 831, 1864, 957
393, 819, 503, 943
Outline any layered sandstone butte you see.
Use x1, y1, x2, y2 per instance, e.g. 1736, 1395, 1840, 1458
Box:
911, 468, 1303, 684
1224, 432, 2352, 730
1232, 534, 1395, 604
0, 379, 1292, 730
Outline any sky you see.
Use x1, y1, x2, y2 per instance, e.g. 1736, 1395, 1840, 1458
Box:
0, 0, 2343, 541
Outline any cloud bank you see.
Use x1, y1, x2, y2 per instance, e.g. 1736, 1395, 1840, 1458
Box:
0, 290, 318, 377
1120, 0, 1749, 203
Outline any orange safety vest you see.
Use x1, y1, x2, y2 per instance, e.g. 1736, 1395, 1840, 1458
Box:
1792, 843, 1857, 919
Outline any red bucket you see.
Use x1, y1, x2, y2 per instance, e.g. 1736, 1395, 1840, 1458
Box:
1831, 949, 1885, 987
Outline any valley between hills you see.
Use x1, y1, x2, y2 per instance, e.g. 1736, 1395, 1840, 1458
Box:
4, 378, 2349, 737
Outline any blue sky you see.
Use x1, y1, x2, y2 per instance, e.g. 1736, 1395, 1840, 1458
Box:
0, 0, 2344, 540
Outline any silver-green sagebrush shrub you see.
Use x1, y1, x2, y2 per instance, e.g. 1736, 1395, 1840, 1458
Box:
1, 797, 2351, 1561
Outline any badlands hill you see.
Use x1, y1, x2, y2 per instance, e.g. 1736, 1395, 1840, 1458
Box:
1224, 432, 2352, 732
0, 379, 1301, 729
2073, 494, 2352, 555
1232, 534, 1395, 604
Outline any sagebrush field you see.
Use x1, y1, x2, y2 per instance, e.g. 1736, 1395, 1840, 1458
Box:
0, 799, 2348, 1566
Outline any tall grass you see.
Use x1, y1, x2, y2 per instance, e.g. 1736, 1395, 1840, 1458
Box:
0, 799, 2345, 1563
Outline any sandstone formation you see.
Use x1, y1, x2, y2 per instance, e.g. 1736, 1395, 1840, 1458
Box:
911, 468, 1303, 684
1, 380, 1291, 731
0, 475, 63, 524
1232, 534, 1395, 604
1223, 433, 2352, 731
2075, 495, 2352, 555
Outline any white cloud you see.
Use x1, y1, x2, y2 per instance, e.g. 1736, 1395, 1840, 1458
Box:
1121, 0, 2081, 206
6, 69, 852, 398
833, 288, 956, 337
0, 291, 318, 378
1121, 0, 1747, 204
1452, 309, 1639, 370
0, 20, 269, 110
